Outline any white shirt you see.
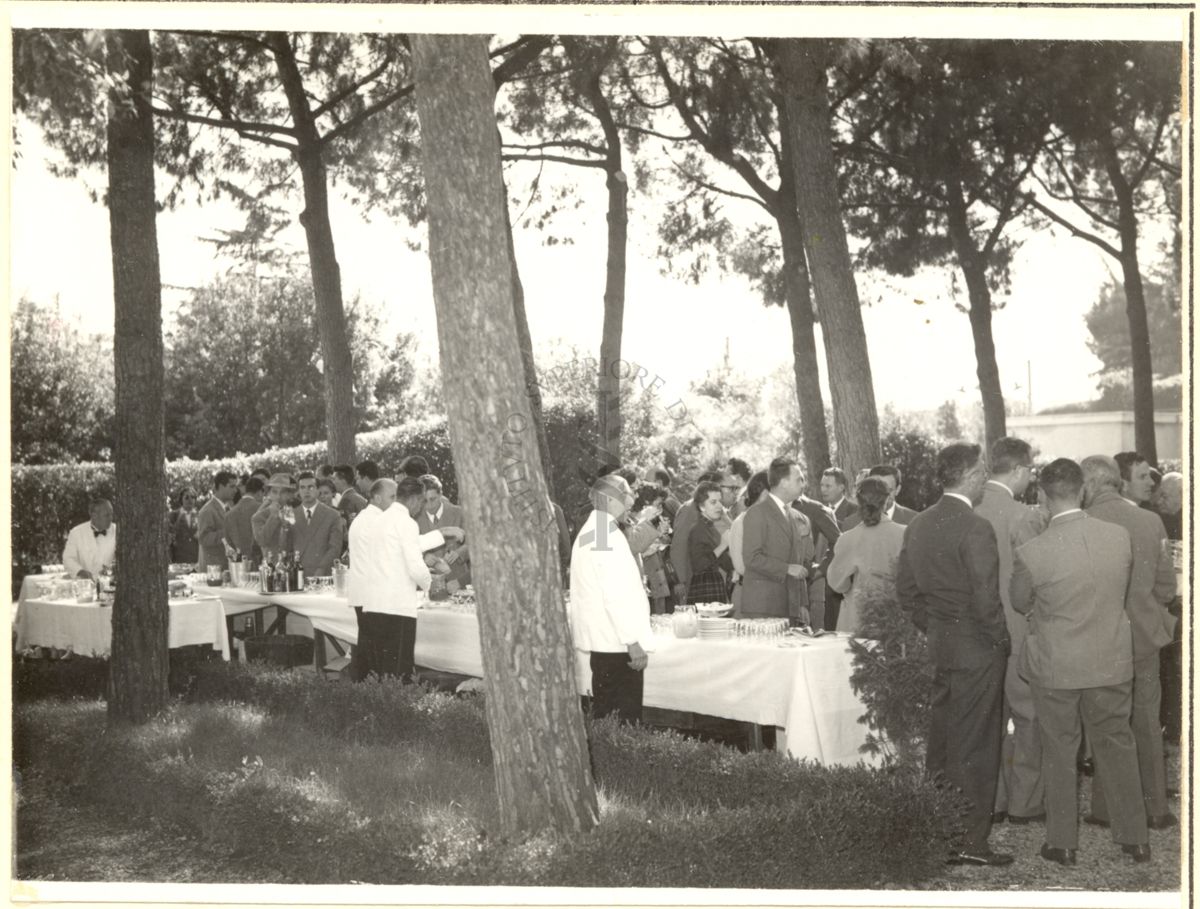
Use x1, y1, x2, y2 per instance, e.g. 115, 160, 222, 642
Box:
730, 511, 748, 577
986, 479, 1015, 499
568, 509, 653, 653
63, 521, 117, 577
944, 492, 974, 509
426, 503, 445, 524
347, 503, 432, 618
1050, 508, 1084, 523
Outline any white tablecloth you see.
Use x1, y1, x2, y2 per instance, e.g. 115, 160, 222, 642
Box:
15, 596, 231, 660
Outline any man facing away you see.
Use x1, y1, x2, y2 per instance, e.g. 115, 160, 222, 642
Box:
1081, 454, 1177, 831
897, 442, 1012, 867
975, 436, 1047, 825
740, 457, 812, 625
569, 473, 654, 724
197, 470, 238, 572
225, 475, 265, 564
63, 497, 116, 579
334, 464, 368, 531
348, 477, 432, 681
1012, 457, 1150, 866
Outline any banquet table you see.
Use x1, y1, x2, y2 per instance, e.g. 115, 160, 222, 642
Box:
15, 595, 231, 660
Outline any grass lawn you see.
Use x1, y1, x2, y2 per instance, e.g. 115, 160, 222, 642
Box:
11, 660, 1185, 893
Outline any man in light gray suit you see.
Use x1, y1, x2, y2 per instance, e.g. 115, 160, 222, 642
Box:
1082, 454, 1178, 831
1012, 458, 1149, 866
740, 458, 812, 624
197, 470, 237, 571
977, 437, 1046, 825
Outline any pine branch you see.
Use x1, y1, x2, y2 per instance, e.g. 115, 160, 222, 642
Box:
318, 82, 415, 147
1023, 192, 1120, 259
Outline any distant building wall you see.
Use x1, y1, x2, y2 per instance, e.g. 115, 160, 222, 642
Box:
1007, 411, 1183, 463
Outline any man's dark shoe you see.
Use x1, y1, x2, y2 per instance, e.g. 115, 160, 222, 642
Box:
1083, 814, 1110, 828
1121, 843, 1151, 863
1040, 843, 1077, 866
947, 849, 1015, 867
1147, 813, 1178, 830
1009, 812, 1046, 825
991, 810, 1008, 824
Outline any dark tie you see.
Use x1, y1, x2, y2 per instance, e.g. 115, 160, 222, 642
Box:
305, 508, 313, 522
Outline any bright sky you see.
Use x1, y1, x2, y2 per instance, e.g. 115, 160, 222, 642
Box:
9, 0, 1185, 421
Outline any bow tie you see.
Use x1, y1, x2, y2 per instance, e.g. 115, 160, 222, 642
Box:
92, 527, 107, 537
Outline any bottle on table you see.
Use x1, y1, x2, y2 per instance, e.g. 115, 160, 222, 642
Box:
274, 555, 289, 593
293, 550, 304, 592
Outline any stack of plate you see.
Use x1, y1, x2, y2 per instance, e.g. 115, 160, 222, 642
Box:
697, 617, 734, 640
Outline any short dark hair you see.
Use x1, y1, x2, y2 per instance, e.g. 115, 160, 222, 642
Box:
633, 483, 668, 513
698, 470, 724, 485
356, 460, 381, 482
651, 467, 673, 487
1040, 457, 1083, 501
821, 467, 848, 488
315, 477, 335, 493
316, 464, 334, 478
936, 443, 982, 490
744, 470, 770, 508
420, 474, 443, 494
213, 470, 237, 490
396, 476, 426, 501
333, 464, 355, 485
244, 476, 265, 495
989, 437, 1033, 475
855, 476, 891, 527
1114, 451, 1146, 483
727, 457, 752, 483
399, 455, 430, 478
767, 457, 798, 490
867, 464, 902, 486
296, 471, 316, 483
250, 468, 271, 481
692, 480, 722, 509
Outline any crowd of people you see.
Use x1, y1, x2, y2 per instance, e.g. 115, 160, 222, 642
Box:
567, 440, 1183, 869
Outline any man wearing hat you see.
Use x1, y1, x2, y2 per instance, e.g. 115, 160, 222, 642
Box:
253, 472, 297, 556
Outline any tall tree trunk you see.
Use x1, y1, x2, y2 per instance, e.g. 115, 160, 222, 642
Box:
500, 170, 557, 502
774, 38, 880, 476
587, 72, 628, 465
777, 205, 830, 491
412, 33, 598, 836
945, 176, 1007, 449
105, 29, 169, 726
268, 33, 357, 464
1103, 137, 1158, 463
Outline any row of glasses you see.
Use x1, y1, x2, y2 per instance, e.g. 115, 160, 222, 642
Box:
734, 617, 789, 641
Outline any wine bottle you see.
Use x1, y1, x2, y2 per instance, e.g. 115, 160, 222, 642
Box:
293, 550, 304, 591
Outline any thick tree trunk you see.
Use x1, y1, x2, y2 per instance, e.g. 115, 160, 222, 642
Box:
945, 177, 1007, 449
777, 205, 831, 491
1103, 139, 1158, 463
774, 39, 880, 476
501, 172, 557, 502
268, 33, 357, 464
412, 33, 598, 836
105, 29, 169, 726
588, 73, 628, 466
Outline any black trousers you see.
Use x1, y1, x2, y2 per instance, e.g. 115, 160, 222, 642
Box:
356, 610, 417, 682
590, 651, 644, 724
824, 590, 843, 632
1160, 596, 1183, 743
926, 652, 1006, 852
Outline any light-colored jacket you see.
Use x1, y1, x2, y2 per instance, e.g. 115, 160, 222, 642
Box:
1013, 510, 1133, 690
196, 496, 228, 571
569, 509, 653, 653
975, 481, 1046, 650
63, 521, 116, 577
348, 503, 432, 618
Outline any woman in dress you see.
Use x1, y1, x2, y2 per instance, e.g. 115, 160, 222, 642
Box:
729, 470, 769, 612
169, 486, 200, 564
826, 476, 906, 636
686, 480, 734, 605
629, 483, 674, 613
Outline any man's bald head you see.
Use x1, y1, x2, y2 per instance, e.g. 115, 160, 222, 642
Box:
1158, 472, 1183, 514
592, 474, 634, 518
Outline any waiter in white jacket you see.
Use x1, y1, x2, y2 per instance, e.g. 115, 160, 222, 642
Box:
348, 477, 432, 681
570, 473, 654, 724
63, 498, 117, 579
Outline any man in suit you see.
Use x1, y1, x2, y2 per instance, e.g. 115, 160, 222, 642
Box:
62, 497, 117, 579
792, 486, 841, 631
355, 460, 381, 497
726, 457, 753, 519
842, 465, 918, 529
741, 457, 812, 624
976, 436, 1047, 825
896, 442, 1012, 867
252, 473, 294, 557
348, 477, 433, 681
197, 470, 238, 572
669, 470, 725, 603
334, 465, 368, 531
417, 474, 470, 587
1012, 457, 1150, 865
1081, 455, 1177, 831
820, 467, 859, 526
225, 475, 264, 564
264, 471, 344, 578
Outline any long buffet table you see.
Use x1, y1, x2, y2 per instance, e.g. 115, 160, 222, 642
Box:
12, 578, 876, 767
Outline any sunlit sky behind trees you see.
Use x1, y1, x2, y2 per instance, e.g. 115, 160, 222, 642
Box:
9, 4, 1185, 428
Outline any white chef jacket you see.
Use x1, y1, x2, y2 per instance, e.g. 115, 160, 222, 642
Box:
63, 521, 117, 577
348, 503, 432, 618
568, 509, 653, 654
